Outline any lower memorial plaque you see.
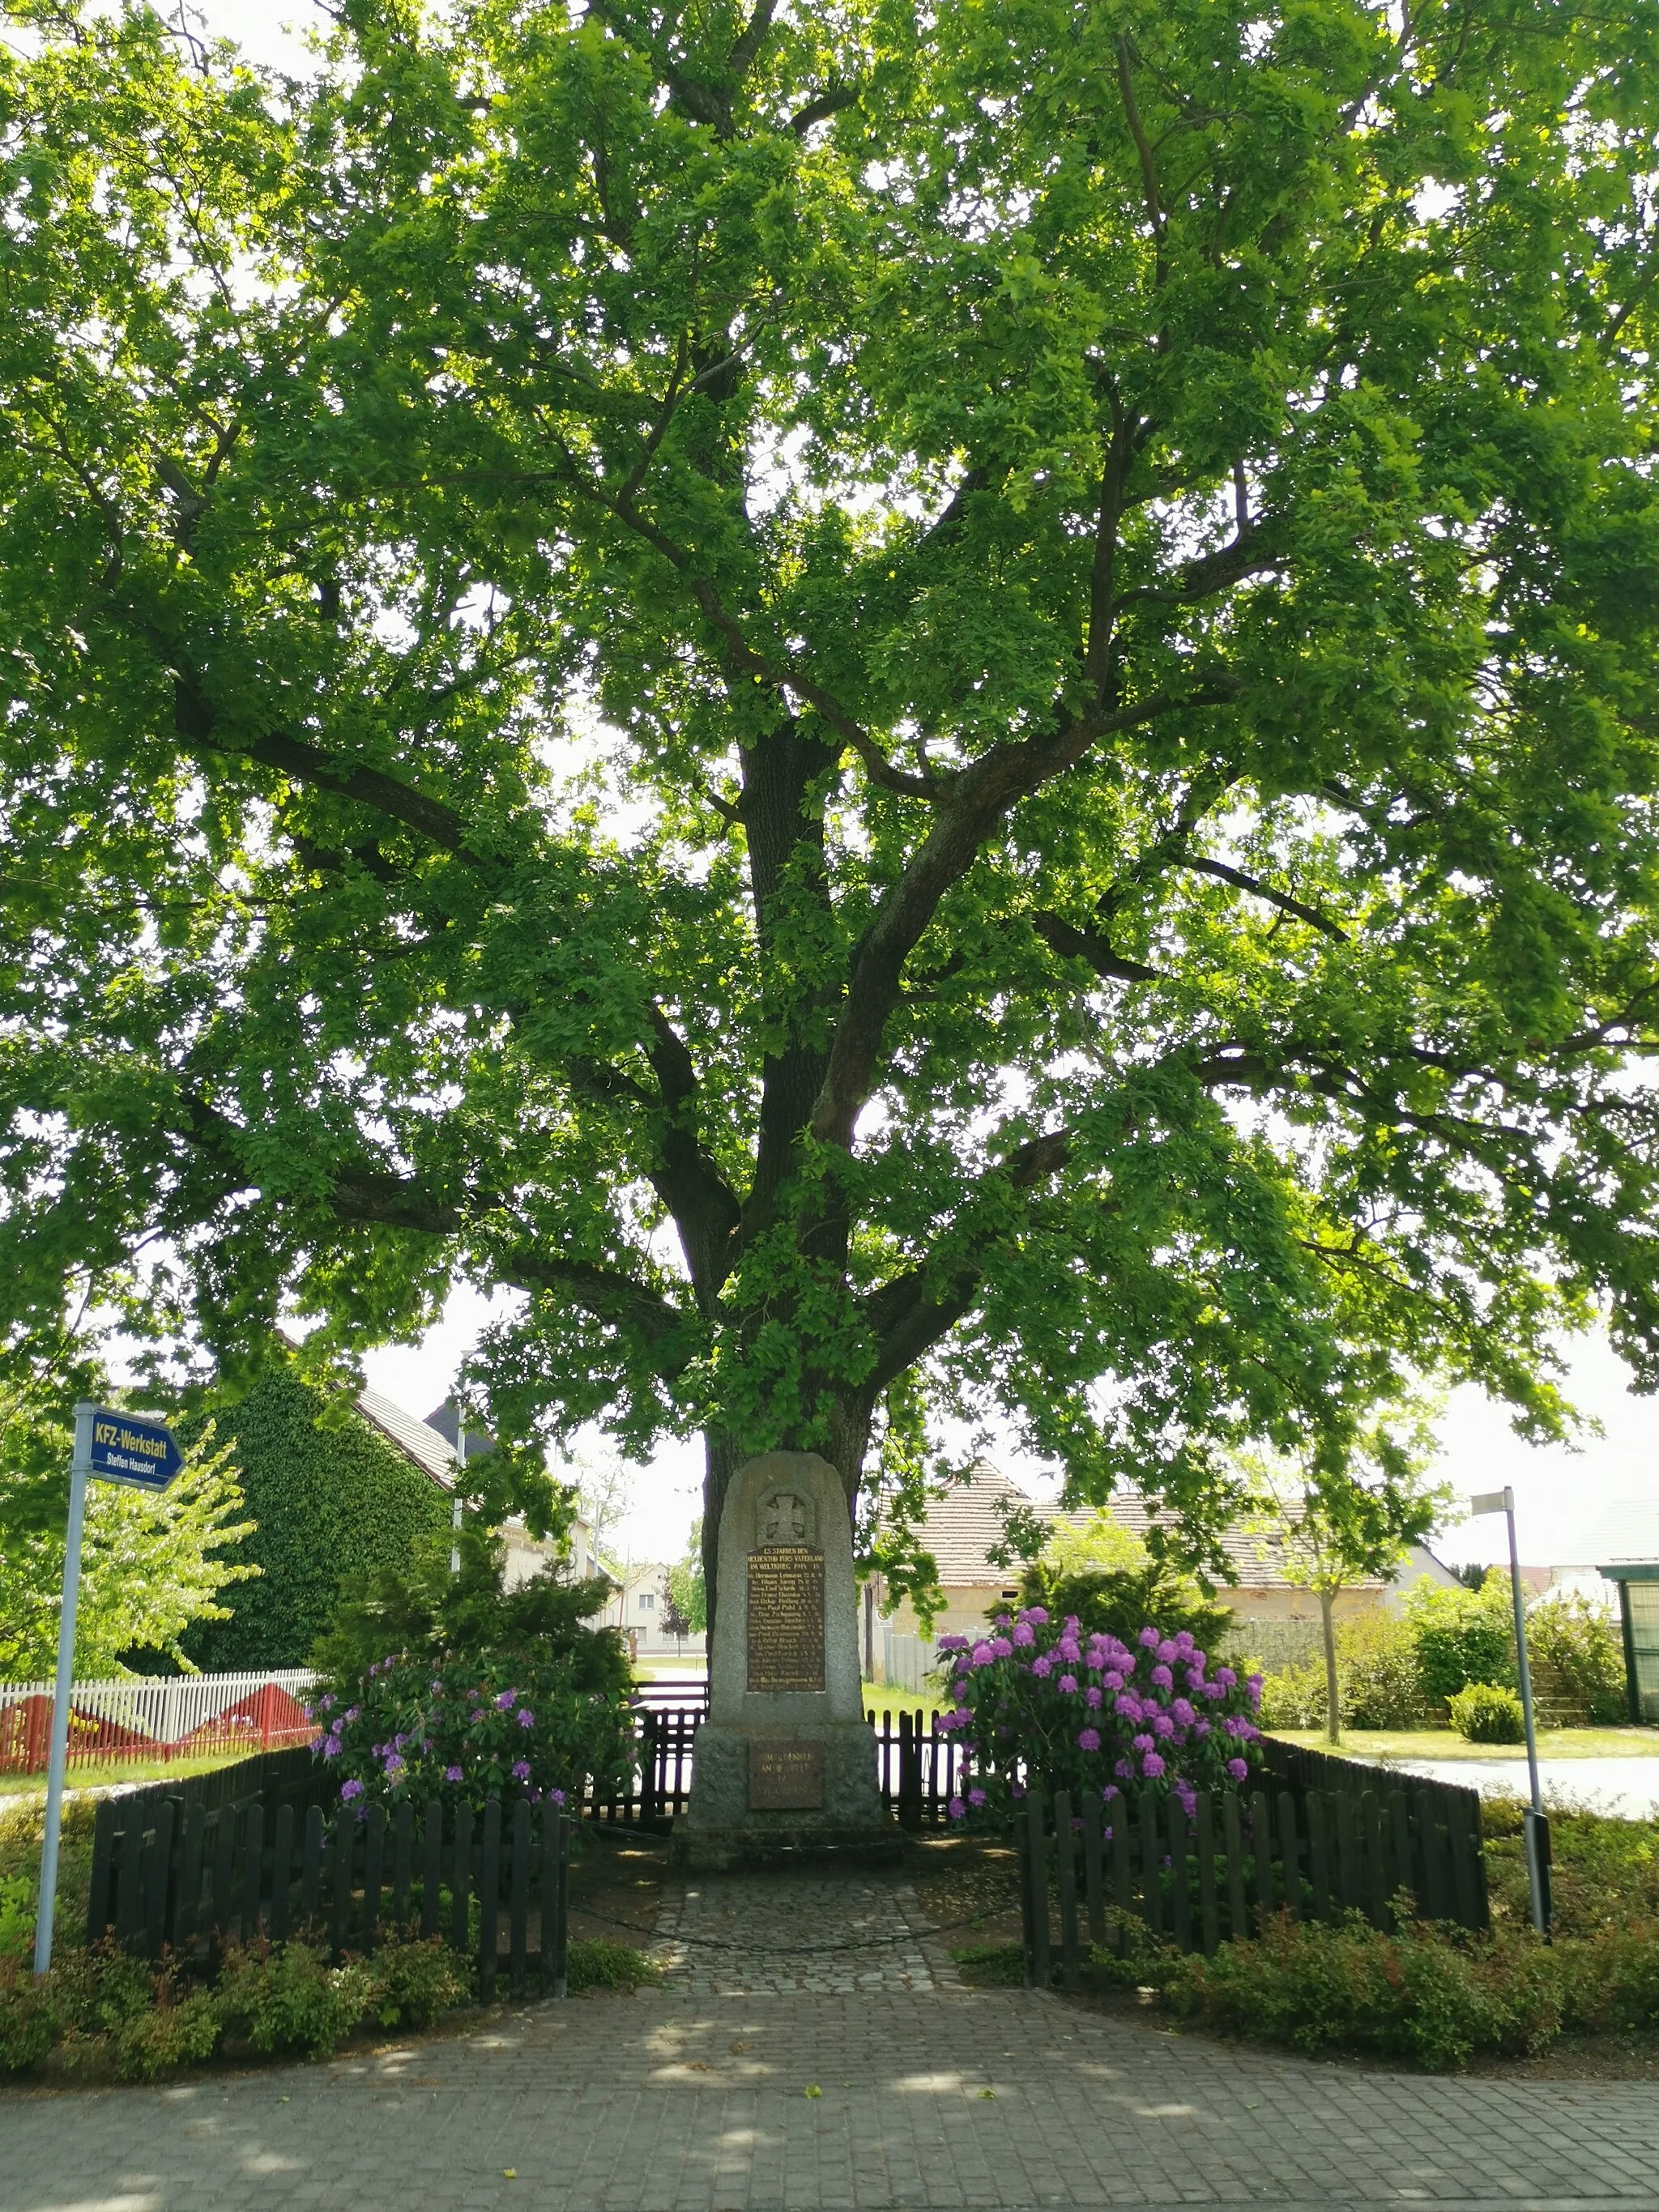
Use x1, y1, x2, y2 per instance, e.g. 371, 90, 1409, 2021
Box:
750, 1741, 824, 1810
746, 1545, 826, 1692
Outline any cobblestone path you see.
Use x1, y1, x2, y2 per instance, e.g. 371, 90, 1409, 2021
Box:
649, 1872, 955, 1995
5, 1871, 1658, 2212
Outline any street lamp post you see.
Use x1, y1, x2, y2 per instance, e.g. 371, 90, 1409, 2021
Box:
450, 1421, 467, 1575
1469, 1485, 1551, 1939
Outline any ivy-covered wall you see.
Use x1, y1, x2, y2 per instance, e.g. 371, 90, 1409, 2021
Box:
183, 1373, 451, 1670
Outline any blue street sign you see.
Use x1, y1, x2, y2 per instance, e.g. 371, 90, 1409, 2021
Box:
85, 1407, 183, 1491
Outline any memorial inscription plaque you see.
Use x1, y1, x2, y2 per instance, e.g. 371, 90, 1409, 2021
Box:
746, 1544, 825, 1692
749, 1741, 824, 1810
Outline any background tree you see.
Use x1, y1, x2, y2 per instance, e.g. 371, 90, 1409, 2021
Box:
0, 1384, 258, 1678
666, 1517, 708, 1645
4, 0, 1659, 1625
1242, 1406, 1450, 1745
567, 1444, 634, 1571
660, 1579, 693, 1655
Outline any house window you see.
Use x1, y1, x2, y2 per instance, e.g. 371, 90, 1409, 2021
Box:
638, 1592, 655, 1612
1000, 1588, 1019, 1600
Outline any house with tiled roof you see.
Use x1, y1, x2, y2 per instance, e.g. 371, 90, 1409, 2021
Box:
349, 1387, 599, 1588
413, 1396, 599, 1586
872, 1460, 1458, 1670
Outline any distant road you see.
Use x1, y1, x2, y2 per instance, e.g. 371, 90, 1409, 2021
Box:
1362, 1754, 1659, 1818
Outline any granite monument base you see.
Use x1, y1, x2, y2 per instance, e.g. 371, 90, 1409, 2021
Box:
674, 1449, 892, 1869
672, 1720, 902, 1869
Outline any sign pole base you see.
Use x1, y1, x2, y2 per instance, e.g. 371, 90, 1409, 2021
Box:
34, 1404, 93, 1976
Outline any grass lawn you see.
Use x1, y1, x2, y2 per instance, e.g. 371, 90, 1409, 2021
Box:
0, 1750, 249, 1802
1268, 1725, 1659, 1762
862, 1681, 945, 1717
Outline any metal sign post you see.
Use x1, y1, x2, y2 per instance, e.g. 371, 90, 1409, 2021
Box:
33, 1402, 94, 1975
1469, 1485, 1551, 1939
33, 1402, 183, 1975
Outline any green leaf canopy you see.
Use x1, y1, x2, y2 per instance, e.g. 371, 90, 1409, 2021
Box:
3, 0, 1659, 1611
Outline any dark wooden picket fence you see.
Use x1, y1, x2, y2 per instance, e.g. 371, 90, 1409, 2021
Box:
593, 1701, 972, 1829
87, 1785, 573, 1998
1017, 1760, 1489, 1988
868, 1707, 971, 1826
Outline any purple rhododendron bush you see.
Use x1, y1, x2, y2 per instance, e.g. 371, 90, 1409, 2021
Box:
307, 1524, 638, 1812
937, 1606, 1264, 1817
309, 1647, 638, 1813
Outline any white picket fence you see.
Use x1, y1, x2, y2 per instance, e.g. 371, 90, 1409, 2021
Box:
879, 1626, 938, 1694
0, 1668, 316, 1773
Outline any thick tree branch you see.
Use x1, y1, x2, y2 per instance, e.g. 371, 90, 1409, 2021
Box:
860, 1128, 1073, 1391
1115, 34, 1168, 298
173, 678, 472, 855
1084, 396, 1135, 696
1111, 514, 1286, 613
1179, 855, 1348, 940
323, 1170, 696, 1357
1032, 910, 1160, 982
787, 84, 858, 134
174, 1093, 693, 1362
727, 0, 779, 80
736, 719, 842, 1246
811, 686, 1235, 1149
1188, 1046, 1516, 1159
569, 467, 941, 798
616, 331, 690, 505
644, 1002, 742, 1307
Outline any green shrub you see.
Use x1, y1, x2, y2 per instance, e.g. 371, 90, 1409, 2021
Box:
215, 1937, 372, 2056
0, 1796, 96, 1957
1482, 1796, 1659, 1938
1526, 1594, 1627, 1725
1404, 1577, 1515, 1709
0, 1925, 480, 2082
182, 1372, 452, 1670
1158, 1912, 1564, 2070
47, 1942, 156, 2036
216, 1933, 474, 2053
565, 1938, 655, 1993
309, 1522, 632, 1813
1585, 1924, 1659, 2029
367, 1935, 473, 2027
0, 1958, 60, 2073
2, 1943, 200, 2078
1256, 1656, 1324, 1731
110, 1988, 222, 2080
1015, 1554, 1232, 1656
1341, 1611, 1430, 1728
0, 1874, 33, 1962
1449, 1682, 1525, 1743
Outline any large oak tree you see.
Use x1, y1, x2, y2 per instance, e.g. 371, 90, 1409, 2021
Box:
4, 0, 1658, 1615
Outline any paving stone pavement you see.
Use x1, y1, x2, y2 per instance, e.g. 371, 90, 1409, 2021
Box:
5, 1870, 1659, 2212
649, 1872, 953, 1994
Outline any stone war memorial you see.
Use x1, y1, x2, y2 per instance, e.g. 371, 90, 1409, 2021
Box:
676, 1451, 891, 1867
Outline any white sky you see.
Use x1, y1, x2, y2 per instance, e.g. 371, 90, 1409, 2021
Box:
172, 0, 1653, 1575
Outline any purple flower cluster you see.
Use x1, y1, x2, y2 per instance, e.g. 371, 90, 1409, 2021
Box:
309, 1647, 636, 1818
937, 1608, 1263, 1819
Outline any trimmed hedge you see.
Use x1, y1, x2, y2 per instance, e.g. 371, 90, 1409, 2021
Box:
182, 1375, 450, 1670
